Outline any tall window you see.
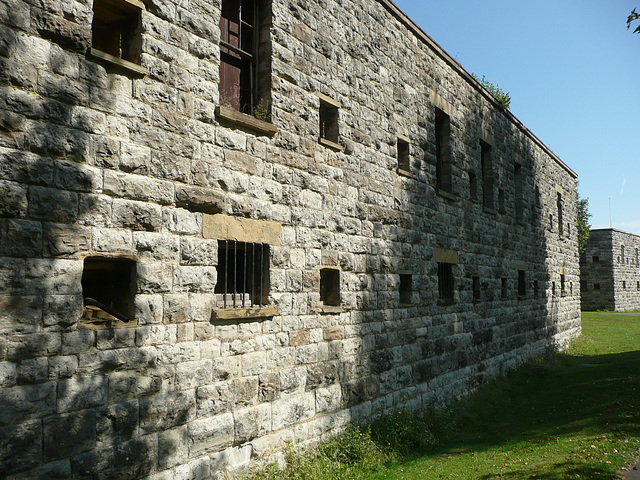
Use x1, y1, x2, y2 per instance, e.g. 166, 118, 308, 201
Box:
91, 0, 143, 65
320, 268, 340, 306
435, 108, 452, 193
215, 240, 269, 308
557, 193, 563, 235
518, 270, 526, 297
437, 263, 454, 302
481, 140, 493, 209
397, 137, 410, 173
219, 0, 270, 115
399, 273, 413, 304
621, 245, 625, 264
472, 276, 480, 301
82, 257, 136, 320
514, 163, 524, 222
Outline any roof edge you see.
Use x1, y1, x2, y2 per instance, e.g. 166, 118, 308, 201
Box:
378, 0, 578, 179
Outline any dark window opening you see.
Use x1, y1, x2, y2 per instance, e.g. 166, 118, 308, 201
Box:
514, 163, 524, 222
621, 245, 625, 264
637, 281, 639, 291
518, 270, 526, 297
592, 255, 599, 263
319, 100, 339, 144
533, 280, 539, 298
552, 281, 556, 296
560, 274, 566, 296
636, 248, 638, 265
594, 283, 601, 291
82, 257, 136, 320
320, 268, 340, 306
498, 188, 505, 214
623, 280, 627, 290
215, 240, 269, 308
435, 108, 452, 194
219, 0, 271, 116
437, 262, 454, 301
557, 193, 563, 236
481, 140, 494, 209
549, 214, 554, 231
580, 280, 587, 292
469, 172, 478, 201
501, 277, 507, 299
92, 0, 143, 64
472, 276, 480, 301
397, 137, 410, 173
399, 273, 412, 304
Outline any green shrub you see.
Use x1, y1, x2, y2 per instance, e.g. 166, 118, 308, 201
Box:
370, 411, 438, 455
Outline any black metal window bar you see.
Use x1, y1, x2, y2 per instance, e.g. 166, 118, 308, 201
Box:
215, 240, 268, 308
437, 262, 453, 300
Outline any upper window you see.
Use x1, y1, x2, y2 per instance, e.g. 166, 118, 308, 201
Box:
480, 140, 494, 210
518, 270, 526, 297
215, 240, 270, 308
82, 257, 136, 321
435, 108, 452, 194
514, 163, 524, 223
219, 0, 271, 116
318, 95, 341, 150
437, 262, 454, 302
397, 137, 410, 174
557, 193, 563, 236
91, 0, 144, 69
621, 245, 625, 264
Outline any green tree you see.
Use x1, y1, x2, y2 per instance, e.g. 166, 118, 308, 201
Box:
628, 8, 640, 34
577, 196, 592, 254
472, 74, 511, 110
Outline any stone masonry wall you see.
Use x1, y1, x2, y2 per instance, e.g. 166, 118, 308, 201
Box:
0, 0, 580, 478
581, 229, 640, 311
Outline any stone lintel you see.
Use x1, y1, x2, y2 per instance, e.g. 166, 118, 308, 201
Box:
211, 306, 279, 320
555, 184, 564, 194
396, 133, 410, 143
515, 261, 527, 270
317, 93, 340, 108
429, 90, 453, 117
203, 214, 282, 245
480, 128, 494, 146
433, 247, 458, 264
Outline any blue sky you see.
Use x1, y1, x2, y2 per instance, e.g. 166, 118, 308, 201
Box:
393, 0, 640, 234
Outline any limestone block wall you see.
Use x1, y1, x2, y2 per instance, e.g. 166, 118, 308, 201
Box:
581, 229, 640, 311
0, 0, 580, 478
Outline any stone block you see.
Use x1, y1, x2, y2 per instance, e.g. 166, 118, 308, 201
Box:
315, 384, 342, 413
180, 236, 218, 265
44, 223, 91, 257
96, 400, 139, 447
91, 227, 133, 253
163, 207, 202, 235
156, 341, 200, 364
104, 170, 174, 205
134, 231, 180, 262
42, 294, 83, 329
271, 392, 315, 430
61, 329, 94, 355
229, 376, 258, 408
7, 332, 61, 360
137, 263, 174, 293
158, 425, 188, 470
43, 409, 96, 462
0, 382, 56, 427
210, 445, 252, 473
174, 457, 211, 480
28, 186, 78, 223
0, 295, 43, 334
175, 359, 212, 390
95, 327, 136, 350
57, 375, 108, 413
188, 412, 234, 458
136, 324, 177, 347
163, 293, 189, 323
0, 420, 42, 477
233, 403, 271, 444
0, 180, 27, 217
112, 199, 162, 232
108, 368, 169, 401
0, 219, 42, 258
48, 355, 78, 380
139, 390, 196, 434
134, 294, 164, 324
4, 459, 71, 480
175, 184, 224, 214
52, 161, 101, 192
196, 382, 231, 417
16, 357, 48, 384
173, 265, 217, 293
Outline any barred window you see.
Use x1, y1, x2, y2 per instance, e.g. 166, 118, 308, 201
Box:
215, 240, 269, 308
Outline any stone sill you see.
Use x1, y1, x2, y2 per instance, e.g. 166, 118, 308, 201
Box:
88, 48, 147, 76
215, 105, 278, 136
212, 305, 279, 320
437, 299, 454, 306
483, 206, 497, 215
79, 306, 138, 329
318, 137, 344, 152
437, 188, 456, 201
397, 168, 413, 178
318, 305, 347, 314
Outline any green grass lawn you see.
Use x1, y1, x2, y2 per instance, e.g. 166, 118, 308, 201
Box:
250, 312, 640, 480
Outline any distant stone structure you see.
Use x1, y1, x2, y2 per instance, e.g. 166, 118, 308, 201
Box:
580, 228, 640, 311
0, 0, 580, 477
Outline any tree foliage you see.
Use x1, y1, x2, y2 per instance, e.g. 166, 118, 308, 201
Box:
577, 196, 592, 254
628, 8, 640, 34
472, 74, 511, 110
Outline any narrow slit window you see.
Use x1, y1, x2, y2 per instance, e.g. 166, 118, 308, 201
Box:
592, 255, 599, 263
472, 276, 480, 301
215, 240, 269, 308
518, 270, 526, 297
320, 268, 340, 306
533, 280, 539, 298
397, 137, 410, 173
498, 188, 505, 214
82, 257, 136, 320
514, 163, 524, 222
557, 193, 563, 236
91, 0, 143, 65
437, 262, 454, 302
319, 100, 339, 145
469, 172, 478, 201
399, 273, 413, 304
435, 108, 452, 194
501, 277, 507, 299
594, 283, 601, 291
560, 274, 566, 296
621, 245, 625, 264
480, 140, 494, 209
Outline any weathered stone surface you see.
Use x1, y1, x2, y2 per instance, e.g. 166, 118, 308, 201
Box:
96, 400, 139, 447
180, 236, 218, 265
188, 412, 234, 457
43, 409, 96, 462
139, 391, 196, 434
57, 375, 108, 413
175, 184, 224, 214
44, 223, 91, 257
158, 425, 188, 470
0, 383, 56, 427
233, 403, 271, 444
0, 219, 43, 258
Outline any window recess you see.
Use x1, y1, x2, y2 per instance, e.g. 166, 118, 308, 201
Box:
437, 262, 454, 303
90, 0, 147, 75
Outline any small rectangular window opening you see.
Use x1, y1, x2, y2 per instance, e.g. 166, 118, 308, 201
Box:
501, 277, 507, 299
594, 283, 601, 291
92, 0, 143, 64
637, 281, 639, 291
215, 240, 269, 308
319, 101, 339, 144
435, 108, 452, 193
623, 280, 627, 290
560, 274, 566, 296
472, 276, 480, 301
621, 245, 625, 264
533, 280, 539, 298
498, 188, 505, 214
518, 270, 526, 297
399, 273, 412, 304
320, 268, 340, 306
557, 193, 563, 236
397, 137, 410, 173
437, 262, 454, 301
592, 255, 599, 263
82, 257, 136, 320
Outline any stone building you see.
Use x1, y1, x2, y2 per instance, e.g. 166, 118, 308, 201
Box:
580, 228, 640, 311
0, 0, 580, 477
